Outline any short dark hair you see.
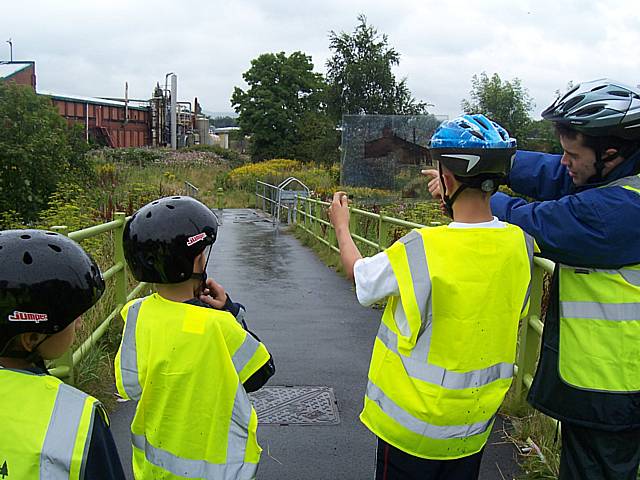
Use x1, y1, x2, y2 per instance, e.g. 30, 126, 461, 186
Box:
554, 123, 639, 160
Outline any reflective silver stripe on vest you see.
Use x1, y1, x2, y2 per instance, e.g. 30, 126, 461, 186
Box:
227, 382, 252, 463
522, 233, 535, 313
564, 265, 640, 287
377, 322, 513, 389
40, 384, 93, 479
132, 434, 257, 479
393, 230, 433, 359
621, 269, 640, 286
366, 381, 494, 439
561, 301, 640, 321
121, 299, 144, 400
232, 334, 260, 374
604, 174, 640, 190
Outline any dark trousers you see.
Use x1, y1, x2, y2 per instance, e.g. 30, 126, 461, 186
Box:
559, 422, 640, 480
374, 438, 484, 480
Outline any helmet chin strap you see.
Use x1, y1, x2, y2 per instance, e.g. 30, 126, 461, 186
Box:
438, 163, 467, 219
589, 149, 618, 183
190, 245, 214, 294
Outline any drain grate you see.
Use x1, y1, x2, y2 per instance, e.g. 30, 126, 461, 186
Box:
249, 386, 340, 426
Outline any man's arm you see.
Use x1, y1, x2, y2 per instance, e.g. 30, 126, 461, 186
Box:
328, 191, 362, 280
508, 150, 574, 200
491, 187, 640, 267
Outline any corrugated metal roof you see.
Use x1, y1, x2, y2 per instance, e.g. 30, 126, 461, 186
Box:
38, 90, 149, 111
0, 62, 31, 79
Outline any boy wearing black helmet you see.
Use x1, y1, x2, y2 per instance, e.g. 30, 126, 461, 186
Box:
115, 196, 274, 479
490, 79, 640, 480
329, 115, 535, 480
0, 229, 126, 479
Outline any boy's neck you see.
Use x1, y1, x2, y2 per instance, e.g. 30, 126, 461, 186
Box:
451, 191, 494, 223
156, 279, 198, 303
0, 357, 34, 370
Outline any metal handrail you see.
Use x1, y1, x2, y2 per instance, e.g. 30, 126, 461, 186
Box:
256, 179, 310, 226
265, 194, 551, 409
47, 212, 150, 384
184, 181, 199, 198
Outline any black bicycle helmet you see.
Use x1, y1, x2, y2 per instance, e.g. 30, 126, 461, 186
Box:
542, 79, 640, 140
0, 229, 105, 353
123, 196, 218, 283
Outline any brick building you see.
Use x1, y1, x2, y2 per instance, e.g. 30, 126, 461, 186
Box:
1, 61, 151, 147
0, 61, 36, 89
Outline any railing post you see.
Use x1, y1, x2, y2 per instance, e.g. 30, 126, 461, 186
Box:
114, 212, 128, 312
217, 188, 224, 211
514, 262, 545, 407
313, 200, 322, 239
49, 225, 75, 385
378, 215, 389, 252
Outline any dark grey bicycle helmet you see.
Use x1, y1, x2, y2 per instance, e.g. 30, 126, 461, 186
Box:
542, 79, 640, 140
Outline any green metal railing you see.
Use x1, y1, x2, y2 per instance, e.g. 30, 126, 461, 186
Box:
275, 195, 553, 408
47, 212, 150, 385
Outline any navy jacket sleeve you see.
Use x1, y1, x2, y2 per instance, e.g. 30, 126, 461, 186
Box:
491, 186, 640, 267
85, 409, 127, 479
508, 150, 574, 200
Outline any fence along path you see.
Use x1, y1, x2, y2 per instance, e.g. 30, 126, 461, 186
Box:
109, 208, 521, 480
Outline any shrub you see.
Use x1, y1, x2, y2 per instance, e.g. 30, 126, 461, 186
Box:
0, 82, 92, 221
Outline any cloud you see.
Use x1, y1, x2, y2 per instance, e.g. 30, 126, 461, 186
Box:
3, 0, 639, 118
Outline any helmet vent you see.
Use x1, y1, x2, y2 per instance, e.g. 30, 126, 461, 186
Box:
45, 232, 57, 236
146, 212, 152, 218
562, 95, 584, 112
20, 234, 31, 240
152, 201, 159, 205
610, 90, 631, 98
48, 244, 62, 253
591, 85, 607, 92
574, 105, 605, 117
166, 205, 175, 210
172, 196, 181, 200
475, 116, 490, 130
469, 130, 485, 140
23, 252, 33, 264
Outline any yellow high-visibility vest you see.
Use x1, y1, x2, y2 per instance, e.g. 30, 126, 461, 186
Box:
558, 174, 640, 393
0, 367, 102, 479
114, 294, 270, 479
360, 224, 533, 460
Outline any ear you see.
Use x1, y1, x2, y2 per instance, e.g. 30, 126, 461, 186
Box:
20, 333, 45, 352
603, 147, 620, 161
441, 170, 457, 195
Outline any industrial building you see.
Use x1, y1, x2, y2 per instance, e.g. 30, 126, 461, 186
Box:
1, 60, 222, 149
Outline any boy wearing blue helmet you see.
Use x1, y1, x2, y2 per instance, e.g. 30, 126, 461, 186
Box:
329, 115, 535, 479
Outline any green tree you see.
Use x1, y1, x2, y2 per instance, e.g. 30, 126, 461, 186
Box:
231, 51, 327, 161
524, 119, 563, 153
326, 14, 428, 123
461, 72, 534, 144
0, 82, 90, 222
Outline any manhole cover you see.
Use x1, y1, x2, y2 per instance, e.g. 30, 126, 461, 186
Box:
249, 386, 340, 425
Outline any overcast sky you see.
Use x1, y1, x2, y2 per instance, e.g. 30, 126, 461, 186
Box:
3, 0, 639, 120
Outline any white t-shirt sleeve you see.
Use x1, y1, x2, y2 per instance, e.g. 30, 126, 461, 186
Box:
353, 251, 399, 306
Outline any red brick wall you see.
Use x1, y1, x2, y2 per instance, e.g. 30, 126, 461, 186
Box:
1, 64, 36, 89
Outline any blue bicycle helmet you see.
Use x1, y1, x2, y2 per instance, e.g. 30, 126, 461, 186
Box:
428, 114, 516, 178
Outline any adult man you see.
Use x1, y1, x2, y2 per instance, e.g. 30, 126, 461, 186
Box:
489, 79, 640, 479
